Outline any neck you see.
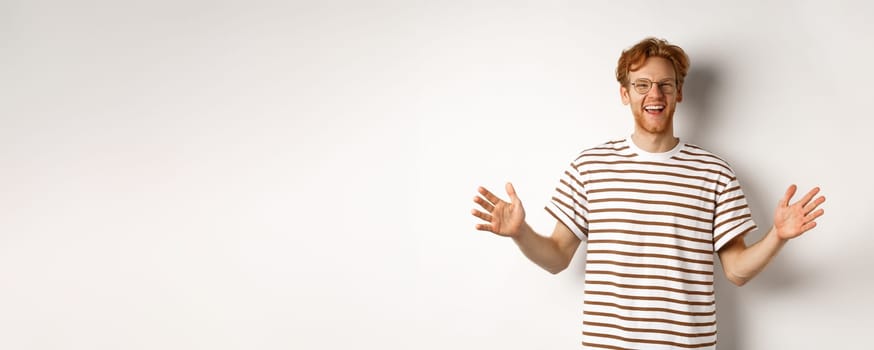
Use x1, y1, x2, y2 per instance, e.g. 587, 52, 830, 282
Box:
631, 131, 679, 153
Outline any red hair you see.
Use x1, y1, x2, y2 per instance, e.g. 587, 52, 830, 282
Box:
616, 37, 690, 87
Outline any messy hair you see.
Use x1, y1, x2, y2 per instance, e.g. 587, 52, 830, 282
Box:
616, 37, 690, 87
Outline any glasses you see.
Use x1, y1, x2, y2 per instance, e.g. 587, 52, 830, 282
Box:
630, 78, 677, 95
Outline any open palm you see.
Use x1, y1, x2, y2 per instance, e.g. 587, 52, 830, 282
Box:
774, 184, 826, 240
471, 183, 526, 237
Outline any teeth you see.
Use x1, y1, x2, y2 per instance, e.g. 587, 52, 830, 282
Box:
644, 105, 664, 110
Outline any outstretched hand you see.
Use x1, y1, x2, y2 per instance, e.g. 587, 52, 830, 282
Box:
471, 183, 525, 237
774, 184, 826, 241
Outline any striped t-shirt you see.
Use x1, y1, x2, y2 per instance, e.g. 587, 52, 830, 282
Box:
545, 138, 756, 350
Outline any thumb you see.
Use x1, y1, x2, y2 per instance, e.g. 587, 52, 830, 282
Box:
506, 182, 520, 204
780, 184, 797, 207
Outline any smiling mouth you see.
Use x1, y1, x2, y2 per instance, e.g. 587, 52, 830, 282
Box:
644, 105, 665, 115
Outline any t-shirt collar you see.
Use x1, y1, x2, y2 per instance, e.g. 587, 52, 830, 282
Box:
626, 136, 684, 161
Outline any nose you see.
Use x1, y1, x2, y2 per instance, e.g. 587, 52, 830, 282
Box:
646, 83, 664, 98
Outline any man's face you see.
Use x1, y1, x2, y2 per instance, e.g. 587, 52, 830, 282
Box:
620, 57, 683, 136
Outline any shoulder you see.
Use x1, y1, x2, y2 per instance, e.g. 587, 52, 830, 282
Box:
572, 138, 634, 163
676, 143, 737, 176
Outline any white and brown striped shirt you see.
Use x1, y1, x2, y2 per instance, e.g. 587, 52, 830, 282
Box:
545, 138, 756, 350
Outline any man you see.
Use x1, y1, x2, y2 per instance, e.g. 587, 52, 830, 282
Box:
470, 37, 826, 349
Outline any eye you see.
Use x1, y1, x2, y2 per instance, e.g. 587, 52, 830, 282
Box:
659, 81, 676, 91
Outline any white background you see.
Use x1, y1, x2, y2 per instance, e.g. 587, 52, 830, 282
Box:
2, 1, 873, 349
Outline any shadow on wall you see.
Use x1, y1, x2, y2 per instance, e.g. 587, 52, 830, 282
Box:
682, 62, 742, 350
683, 60, 814, 350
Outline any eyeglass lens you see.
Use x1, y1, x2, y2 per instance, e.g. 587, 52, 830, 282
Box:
633, 79, 675, 94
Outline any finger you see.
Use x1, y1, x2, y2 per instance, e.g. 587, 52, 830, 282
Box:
779, 184, 797, 207
506, 182, 520, 204
794, 187, 820, 208
800, 221, 817, 233
803, 196, 826, 216
471, 209, 494, 223
478, 186, 503, 205
475, 223, 495, 232
473, 196, 495, 212
805, 208, 825, 224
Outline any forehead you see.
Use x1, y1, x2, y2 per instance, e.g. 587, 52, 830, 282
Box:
629, 57, 676, 80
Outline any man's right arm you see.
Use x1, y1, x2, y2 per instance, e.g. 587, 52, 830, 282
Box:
511, 221, 581, 274
472, 183, 581, 274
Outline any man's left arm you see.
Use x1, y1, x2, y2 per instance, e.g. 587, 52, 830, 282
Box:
718, 185, 826, 286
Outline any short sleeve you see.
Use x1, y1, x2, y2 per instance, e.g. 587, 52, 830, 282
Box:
713, 174, 758, 251
544, 162, 589, 240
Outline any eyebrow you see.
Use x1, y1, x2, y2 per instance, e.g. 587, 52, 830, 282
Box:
634, 77, 676, 82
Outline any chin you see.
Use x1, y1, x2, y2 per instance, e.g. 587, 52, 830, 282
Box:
634, 115, 673, 135
645, 122, 671, 133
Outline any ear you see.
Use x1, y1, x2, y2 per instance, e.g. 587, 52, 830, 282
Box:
620, 85, 630, 105
676, 84, 683, 103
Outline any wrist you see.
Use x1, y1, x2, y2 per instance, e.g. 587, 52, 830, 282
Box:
769, 226, 790, 245
511, 222, 534, 240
